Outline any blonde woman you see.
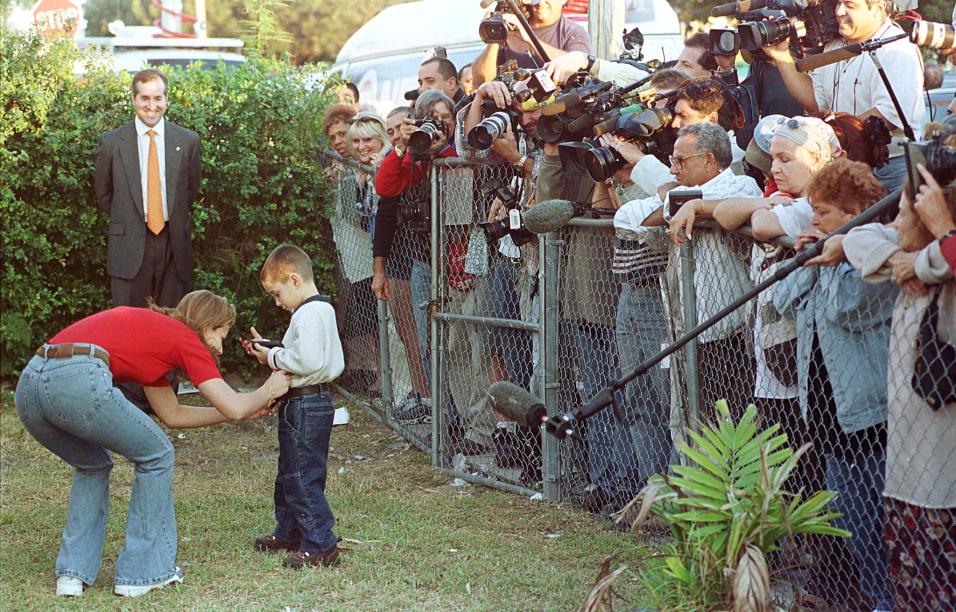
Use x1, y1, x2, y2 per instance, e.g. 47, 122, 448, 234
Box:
14, 291, 290, 598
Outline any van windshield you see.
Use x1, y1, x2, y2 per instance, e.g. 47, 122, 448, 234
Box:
626, 0, 655, 22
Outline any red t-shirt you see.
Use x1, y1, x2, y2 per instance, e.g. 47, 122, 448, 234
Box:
49, 307, 223, 387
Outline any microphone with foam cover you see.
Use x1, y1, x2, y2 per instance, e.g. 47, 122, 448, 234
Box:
541, 91, 582, 116
522, 199, 578, 234
487, 381, 546, 428
710, 0, 768, 18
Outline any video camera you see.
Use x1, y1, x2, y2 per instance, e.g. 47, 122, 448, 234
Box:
708, 0, 839, 56
479, 0, 532, 44
561, 107, 677, 182
477, 181, 534, 246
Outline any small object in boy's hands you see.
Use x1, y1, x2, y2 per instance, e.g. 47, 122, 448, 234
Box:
253, 339, 283, 349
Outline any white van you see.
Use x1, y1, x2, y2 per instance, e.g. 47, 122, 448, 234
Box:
332, 0, 684, 115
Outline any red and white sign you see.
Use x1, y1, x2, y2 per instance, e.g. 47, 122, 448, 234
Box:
32, 0, 82, 40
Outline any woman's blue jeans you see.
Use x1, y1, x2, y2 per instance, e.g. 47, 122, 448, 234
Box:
272, 391, 338, 553
14, 352, 178, 587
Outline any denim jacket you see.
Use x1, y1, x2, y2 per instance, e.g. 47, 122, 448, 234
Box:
773, 261, 898, 433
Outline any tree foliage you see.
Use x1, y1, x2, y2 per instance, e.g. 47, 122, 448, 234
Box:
1, 30, 336, 376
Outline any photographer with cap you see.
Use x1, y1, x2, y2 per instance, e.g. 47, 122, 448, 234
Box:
472, 0, 592, 88
761, 0, 924, 193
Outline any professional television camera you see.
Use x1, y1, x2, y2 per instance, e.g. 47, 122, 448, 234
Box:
709, 0, 840, 56
564, 107, 677, 182
479, 0, 532, 44
477, 181, 535, 246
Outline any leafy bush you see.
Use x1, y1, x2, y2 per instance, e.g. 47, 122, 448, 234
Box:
1, 31, 336, 377
625, 401, 850, 611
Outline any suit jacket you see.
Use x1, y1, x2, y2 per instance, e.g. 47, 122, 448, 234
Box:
95, 120, 201, 282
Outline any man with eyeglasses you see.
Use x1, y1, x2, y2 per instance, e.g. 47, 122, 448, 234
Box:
614, 123, 762, 441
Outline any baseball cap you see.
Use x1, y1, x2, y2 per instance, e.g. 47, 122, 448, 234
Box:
744, 114, 785, 176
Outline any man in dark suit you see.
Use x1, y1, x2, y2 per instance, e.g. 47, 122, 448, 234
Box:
95, 68, 201, 308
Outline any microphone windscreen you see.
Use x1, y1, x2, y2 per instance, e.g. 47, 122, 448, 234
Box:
522, 199, 577, 234
487, 381, 546, 429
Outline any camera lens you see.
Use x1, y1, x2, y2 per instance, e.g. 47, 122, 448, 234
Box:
738, 18, 792, 51
717, 31, 737, 54
583, 146, 626, 182
468, 111, 511, 149
478, 219, 511, 244
408, 121, 441, 155
536, 114, 567, 144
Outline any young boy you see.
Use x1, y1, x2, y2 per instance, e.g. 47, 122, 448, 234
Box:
242, 244, 345, 568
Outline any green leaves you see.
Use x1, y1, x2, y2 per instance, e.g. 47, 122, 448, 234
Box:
629, 400, 850, 610
1, 32, 336, 377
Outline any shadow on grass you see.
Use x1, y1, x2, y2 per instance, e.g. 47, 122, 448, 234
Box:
0, 390, 657, 610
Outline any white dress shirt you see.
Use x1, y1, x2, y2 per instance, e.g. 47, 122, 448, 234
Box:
134, 116, 169, 221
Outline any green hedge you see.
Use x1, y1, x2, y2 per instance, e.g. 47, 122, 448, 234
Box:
1, 32, 336, 377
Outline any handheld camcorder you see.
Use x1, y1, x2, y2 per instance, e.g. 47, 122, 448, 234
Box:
477, 181, 534, 246
479, 0, 531, 44
709, 0, 839, 55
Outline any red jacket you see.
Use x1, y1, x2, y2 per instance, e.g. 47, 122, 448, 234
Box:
375, 146, 457, 197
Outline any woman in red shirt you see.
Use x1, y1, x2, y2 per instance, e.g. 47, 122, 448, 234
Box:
14, 290, 291, 598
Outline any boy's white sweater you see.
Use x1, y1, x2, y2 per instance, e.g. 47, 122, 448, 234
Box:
267, 299, 345, 387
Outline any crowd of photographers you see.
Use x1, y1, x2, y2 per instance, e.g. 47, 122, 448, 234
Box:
320, 0, 955, 608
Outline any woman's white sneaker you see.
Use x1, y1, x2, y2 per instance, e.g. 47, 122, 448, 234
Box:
114, 566, 184, 597
56, 576, 84, 596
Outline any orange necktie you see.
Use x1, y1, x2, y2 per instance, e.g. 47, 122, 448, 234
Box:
146, 129, 164, 235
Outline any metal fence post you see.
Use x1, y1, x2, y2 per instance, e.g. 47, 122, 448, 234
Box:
541, 231, 562, 502
679, 241, 700, 434
429, 165, 443, 469
376, 299, 394, 410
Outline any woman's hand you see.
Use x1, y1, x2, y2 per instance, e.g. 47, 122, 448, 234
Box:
794, 227, 825, 252
889, 250, 918, 284
263, 370, 293, 401
805, 235, 845, 266
914, 164, 956, 239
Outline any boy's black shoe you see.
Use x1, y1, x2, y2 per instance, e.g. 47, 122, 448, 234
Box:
283, 546, 340, 568
254, 534, 299, 553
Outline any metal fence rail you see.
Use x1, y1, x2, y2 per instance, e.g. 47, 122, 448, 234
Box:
321, 149, 955, 610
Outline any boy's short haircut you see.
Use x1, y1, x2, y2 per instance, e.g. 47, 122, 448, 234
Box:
261, 244, 315, 284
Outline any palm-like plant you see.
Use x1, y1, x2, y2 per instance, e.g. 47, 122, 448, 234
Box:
624, 400, 850, 611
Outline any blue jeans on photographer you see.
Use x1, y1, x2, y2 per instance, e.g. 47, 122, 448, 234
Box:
572, 322, 641, 503
14, 352, 178, 587
616, 281, 673, 482
825, 446, 894, 611
273, 391, 338, 554
411, 258, 431, 385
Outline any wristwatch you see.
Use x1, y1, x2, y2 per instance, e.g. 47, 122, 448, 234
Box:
513, 154, 528, 172
585, 54, 597, 73
940, 228, 956, 245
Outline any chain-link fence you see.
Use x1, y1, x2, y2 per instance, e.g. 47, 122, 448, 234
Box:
322, 148, 955, 608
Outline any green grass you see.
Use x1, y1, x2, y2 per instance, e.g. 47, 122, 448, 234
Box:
0, 389, 656, 610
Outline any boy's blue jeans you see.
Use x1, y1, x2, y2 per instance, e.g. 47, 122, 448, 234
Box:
272, 391, 338, 553
14, 352, 179, 587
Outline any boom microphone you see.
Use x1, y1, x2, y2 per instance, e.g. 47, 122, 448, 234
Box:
710, 0, 768, 18
521, 199, 579, 234
486, 381, 546, 428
